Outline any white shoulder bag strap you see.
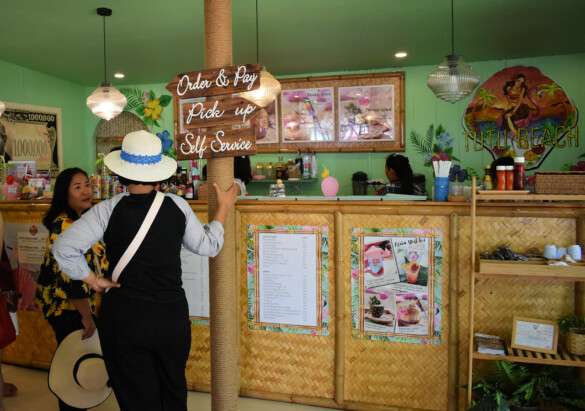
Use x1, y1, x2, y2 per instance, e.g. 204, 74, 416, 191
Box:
111, 191, 165, 283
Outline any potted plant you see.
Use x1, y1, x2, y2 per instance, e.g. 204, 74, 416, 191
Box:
557, 313, 585, 355
467, 360, 585, 410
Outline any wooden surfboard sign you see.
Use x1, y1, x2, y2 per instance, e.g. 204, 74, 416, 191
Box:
174, 128, 256, 160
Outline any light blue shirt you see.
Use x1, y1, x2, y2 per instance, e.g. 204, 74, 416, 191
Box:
52, 192, 224, 281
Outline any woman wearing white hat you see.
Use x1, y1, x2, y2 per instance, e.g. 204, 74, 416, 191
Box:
52, 130, 237, 410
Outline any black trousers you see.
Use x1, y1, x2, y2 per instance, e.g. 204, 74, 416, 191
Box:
97, 292, 191, 411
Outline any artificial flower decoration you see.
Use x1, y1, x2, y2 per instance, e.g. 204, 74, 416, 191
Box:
119, 88, 172, 128
449, 164, 469, 182
156, 130, 176, 159
321, 168, 330, 179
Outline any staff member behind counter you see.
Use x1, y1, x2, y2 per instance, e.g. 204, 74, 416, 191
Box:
376, 154, 424, 196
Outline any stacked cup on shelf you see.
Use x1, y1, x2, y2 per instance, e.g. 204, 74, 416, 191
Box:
432, 159, 451, 202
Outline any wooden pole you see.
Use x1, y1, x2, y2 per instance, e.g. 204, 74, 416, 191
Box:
334, 211, 345, 405
448, 213, 459, 410
204, 1, 238, 410
467, 177, 477, 407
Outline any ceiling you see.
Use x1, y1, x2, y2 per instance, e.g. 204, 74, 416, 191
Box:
1, 0, 585, 87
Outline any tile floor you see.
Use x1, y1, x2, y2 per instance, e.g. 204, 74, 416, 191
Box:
2, 363, 330, 410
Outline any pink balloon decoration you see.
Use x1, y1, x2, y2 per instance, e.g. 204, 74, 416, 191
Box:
321, 176, 339, 197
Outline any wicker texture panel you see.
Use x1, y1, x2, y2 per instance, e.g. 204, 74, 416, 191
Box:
343, 214, 450, 410
2, 311, 56, 369
186, 325, 211, 387
473, 216, 576, 341
457, 216, 473, 410
239, 212, 335, 399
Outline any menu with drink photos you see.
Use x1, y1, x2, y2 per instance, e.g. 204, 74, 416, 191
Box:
351, 228, 443, 344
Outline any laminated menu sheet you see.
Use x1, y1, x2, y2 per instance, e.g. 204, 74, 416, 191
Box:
258, 232, 317, 327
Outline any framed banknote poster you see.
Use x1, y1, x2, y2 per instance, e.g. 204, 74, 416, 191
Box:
0, 103, 62, 177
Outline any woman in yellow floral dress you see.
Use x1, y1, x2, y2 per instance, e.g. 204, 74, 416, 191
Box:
35, 168, 108, 411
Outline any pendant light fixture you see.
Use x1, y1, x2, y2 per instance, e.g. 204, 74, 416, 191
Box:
426, 0, 480, 103
239, 0, 281, 108
86, 7, 127, 121
0, 101, 5, 117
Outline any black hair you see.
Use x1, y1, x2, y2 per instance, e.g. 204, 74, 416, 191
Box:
385, 154, 414, 195
42, 167, 89, 230
489, 156, 514, 187
234, 156, 253, 184
503, 74, 528, 96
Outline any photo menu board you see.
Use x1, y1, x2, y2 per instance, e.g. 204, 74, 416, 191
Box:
247, 225, 329, 336
350, 228, 443, 344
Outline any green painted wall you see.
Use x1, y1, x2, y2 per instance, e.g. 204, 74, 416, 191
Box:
2, 53, 584, 196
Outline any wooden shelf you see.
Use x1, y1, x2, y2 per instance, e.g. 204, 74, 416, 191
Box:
476, 193, 585, 201
473, 342, 585, 367
249, 178, 317, 184
476, 259, 585, 281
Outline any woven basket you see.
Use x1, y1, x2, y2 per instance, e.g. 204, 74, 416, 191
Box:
566, 332, 585, 355
534, 171, 585, 194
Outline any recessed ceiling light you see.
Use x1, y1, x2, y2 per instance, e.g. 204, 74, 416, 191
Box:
114, 73, 125, 78
395, 52, 407, 58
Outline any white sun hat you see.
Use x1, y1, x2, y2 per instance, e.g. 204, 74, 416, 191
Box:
48, 330, 112, 409
104, 130, 176, 182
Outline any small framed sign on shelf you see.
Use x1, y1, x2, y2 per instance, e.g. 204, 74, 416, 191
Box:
511, 316, 558, 354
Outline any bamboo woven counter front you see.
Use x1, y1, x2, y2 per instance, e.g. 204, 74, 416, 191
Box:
2, 199, 584, 411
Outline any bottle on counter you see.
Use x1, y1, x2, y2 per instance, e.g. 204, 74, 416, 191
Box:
505, 165, 514, 190
265, 162, 276, 180
255, 162, 265, 178
496, 166, 506, 190
302, 148, 311, 179
483, 165, 492, 190
513, 157, 525, 190
311, 151, 318, 178
295, 149, 303, 176
91, 174, 101, 200
191, 161, 201, 200
275, 156, 287, 180
178, 168, 188, 197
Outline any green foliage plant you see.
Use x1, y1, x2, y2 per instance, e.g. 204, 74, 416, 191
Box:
467, 360, 585, 410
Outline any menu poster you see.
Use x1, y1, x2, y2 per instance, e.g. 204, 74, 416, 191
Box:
4, 222, 48, 312
351, 228, 442, 344
247, 225, 329, 336
180, 247, 210, 324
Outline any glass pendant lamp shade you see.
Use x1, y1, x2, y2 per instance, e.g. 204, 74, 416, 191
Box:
239, 67, 281, 108
427, 54, 480, 103
0, 101, 5, 117
87, 8, 125, 121
86, 82, 127, 121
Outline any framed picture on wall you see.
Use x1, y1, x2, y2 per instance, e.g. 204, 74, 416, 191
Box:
338, 84, 395, 142
0, 102, 62, 178
256, 72, 405, 153
281, 87, 334, 143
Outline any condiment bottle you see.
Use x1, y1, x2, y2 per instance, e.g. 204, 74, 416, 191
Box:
505, 165, 514, 190
496, 166, 506, 190
483, 165, 492, 190
302, 148, 311, 179
265, 162, 276, 180
255, 162, 265, 177
275, 156, 286, 180
513, 157, 525, 190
